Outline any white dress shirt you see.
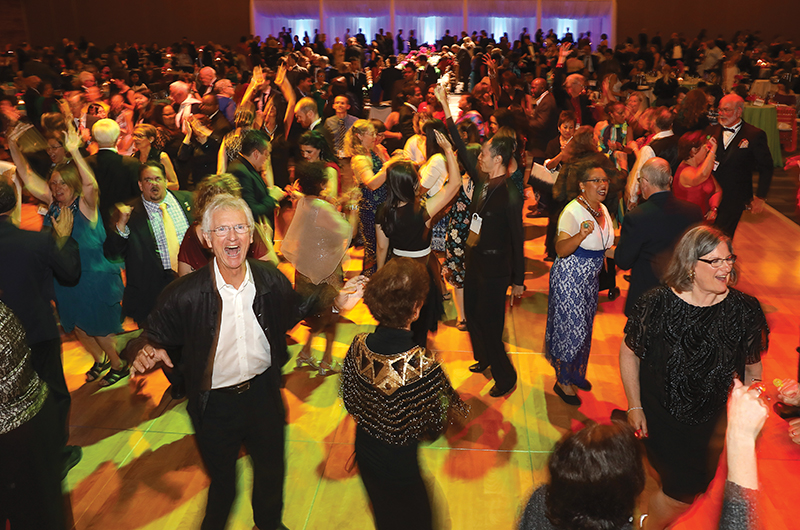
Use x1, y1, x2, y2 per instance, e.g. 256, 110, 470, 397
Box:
211, 259, 271, 389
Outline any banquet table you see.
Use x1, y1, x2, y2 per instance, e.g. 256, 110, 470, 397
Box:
742, 104, 784, 167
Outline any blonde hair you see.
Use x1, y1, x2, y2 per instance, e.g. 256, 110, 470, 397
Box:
344, 119, 375, 157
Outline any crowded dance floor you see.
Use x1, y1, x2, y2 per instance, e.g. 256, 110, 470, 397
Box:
2, 19, 800, 530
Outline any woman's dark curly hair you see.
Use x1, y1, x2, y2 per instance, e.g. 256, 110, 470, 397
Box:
363, 257, 429, 329
299, 130, 335, 162
675, 89, 708, 130
295, 160, 328, 197
545, 421, 645, 530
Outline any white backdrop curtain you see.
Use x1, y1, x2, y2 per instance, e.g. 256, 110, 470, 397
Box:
253, 0, 612, 47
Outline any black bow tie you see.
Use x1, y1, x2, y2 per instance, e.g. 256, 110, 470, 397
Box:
722, 126, 737, 133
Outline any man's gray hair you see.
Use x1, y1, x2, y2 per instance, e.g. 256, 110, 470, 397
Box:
170, 81, 190, 95
201, 194, 254, 234
92, 118, 120, 147
641, 157, 672, 190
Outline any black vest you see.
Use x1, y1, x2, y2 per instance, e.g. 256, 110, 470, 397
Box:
650, 134, 680, 175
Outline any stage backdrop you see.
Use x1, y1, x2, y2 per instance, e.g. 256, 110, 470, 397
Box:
252, 0, 613, 49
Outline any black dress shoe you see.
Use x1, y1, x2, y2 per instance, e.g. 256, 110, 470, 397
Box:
489, 382, 516, 397
574, 379, 592, 391
469, 362, 488, 373
553, 383, 582, 406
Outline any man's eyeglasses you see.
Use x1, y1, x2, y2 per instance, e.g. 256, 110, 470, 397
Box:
697, 255, 737, 268
208, 224, 251, 237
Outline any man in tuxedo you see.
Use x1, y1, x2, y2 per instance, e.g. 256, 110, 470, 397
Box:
615, 158, 703, 316
708, 94, 773, 236
0, 180, 82, 476
397, 84, 423, 146
130, 195, 363, 530
396, 30, 404, 54
85, 118, 141, 229
552, 44, 595, 127
103, 162, 193, 327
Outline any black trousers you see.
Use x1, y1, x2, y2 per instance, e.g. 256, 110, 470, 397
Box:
191, 371, 286, 530
355, 427, 433, 530
714, 200, 745, 238
0, 395, 65, 530
464, 261, 517, 391
29, 338, 71, 450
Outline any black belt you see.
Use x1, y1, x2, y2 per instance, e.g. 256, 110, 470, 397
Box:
214, 375, 257, 395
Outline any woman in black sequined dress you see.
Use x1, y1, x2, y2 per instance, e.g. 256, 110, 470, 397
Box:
619, 226, 768, 530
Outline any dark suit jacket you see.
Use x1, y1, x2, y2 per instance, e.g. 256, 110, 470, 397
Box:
227, 155, 277, 225
176, 112, 232, 185
527, 91, 559, 158
0, 217, 81, 344
85, 149, 142, 230
615, 191, 703, 316
551, 65, 595, 127
103, 191, 193, 325
707, 121, 773, 207
397, 104, 417, 145
144, 258, 315, 425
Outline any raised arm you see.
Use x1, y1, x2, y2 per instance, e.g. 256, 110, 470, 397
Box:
424, 131, 463, 221
63, 125, 99, 212
680, 137, 717, 187
7, 136, 52, 204
437, 84, 480, 183
352, 154, 388, 190
274, 65, 297, 140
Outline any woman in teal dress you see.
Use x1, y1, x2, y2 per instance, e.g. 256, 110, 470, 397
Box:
347, 119, 390, 276
15, 126, 126, 386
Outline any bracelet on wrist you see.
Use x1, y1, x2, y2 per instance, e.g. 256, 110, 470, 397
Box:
627, 406, 643, 413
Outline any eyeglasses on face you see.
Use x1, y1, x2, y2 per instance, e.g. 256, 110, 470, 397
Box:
697, 255, 737, 268
208, 224, 251, 237
585, 178, 609, 184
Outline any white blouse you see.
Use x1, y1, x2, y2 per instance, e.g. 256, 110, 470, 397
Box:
557, 199, 613, 251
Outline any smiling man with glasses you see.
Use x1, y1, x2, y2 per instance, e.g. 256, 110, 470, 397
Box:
130, 194, 365, 530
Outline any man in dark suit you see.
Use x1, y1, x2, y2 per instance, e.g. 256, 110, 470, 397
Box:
626, 107, 679, 209
397, 84, 423, 146
708, 94, 773, 237
130, 195, 363, 530
526, 77, 559, 163
177, 94, 232, 186
615, 158, 703, 316
103, 161, 193, 327
85, 118, 141, 229
396, 30, 404, 54
227, 130, 283, 231
408, 30, 418, 52
0, 179, 82, 476
552, 43, 596, 128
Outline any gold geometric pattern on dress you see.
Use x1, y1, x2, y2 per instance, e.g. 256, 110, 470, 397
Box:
352, 335, 438, 396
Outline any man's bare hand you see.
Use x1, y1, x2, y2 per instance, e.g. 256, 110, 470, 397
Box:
130, 344, 173, 377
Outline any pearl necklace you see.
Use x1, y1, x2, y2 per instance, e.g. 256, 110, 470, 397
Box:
577, 195, 602, 218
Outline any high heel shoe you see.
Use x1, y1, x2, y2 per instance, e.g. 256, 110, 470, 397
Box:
318, 360, 341, 376
296, 354, 318, 370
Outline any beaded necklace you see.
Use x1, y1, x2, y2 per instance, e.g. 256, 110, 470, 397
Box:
577, 194, 602, 218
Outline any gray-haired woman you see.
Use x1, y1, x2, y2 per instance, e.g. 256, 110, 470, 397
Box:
619, 225, 768, 530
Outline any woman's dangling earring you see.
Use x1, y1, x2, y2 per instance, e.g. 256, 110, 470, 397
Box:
688, 270, 696, 282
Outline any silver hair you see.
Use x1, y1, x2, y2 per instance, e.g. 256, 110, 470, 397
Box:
91, 118, 120, 147
640, 157, 672, 190
201, 194, 254, 234
170, 81, 190, 95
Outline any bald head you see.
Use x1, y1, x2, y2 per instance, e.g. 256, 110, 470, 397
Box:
198, 66, 216, 85
531, 78, 548, 98
565, 74, 585, 98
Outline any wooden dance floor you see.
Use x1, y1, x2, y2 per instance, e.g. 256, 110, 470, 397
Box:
35, 200, 798, 529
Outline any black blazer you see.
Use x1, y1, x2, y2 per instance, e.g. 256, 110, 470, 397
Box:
227, 156, 277, 224
615, 191, 703, 316
551, 65, 596, 127
103, 191, 193, 325
144, 258, 316, 425
0, 218, 81, 344
85, 149, 141, 230
707, 121, 773, 208
527, 92, 559, 157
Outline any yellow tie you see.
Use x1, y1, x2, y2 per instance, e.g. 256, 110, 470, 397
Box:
159, 202, 180, 272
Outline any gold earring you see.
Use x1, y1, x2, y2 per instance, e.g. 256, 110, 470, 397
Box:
688, 270, 696, 282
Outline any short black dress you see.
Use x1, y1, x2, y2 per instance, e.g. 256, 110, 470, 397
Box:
624, 286, 768, 503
